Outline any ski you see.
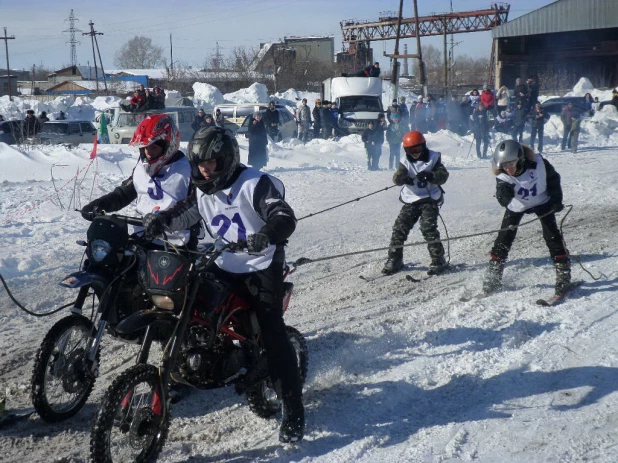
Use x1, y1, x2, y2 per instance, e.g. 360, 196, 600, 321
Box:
405, 263, 466, 283
359, 263, 416, 283
536, 280, 583, 307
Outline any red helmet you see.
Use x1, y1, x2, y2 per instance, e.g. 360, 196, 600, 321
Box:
130, 113, 180, 176
402, 131, 426, 148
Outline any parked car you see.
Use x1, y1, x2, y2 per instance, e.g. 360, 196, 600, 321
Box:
0, 120, 23, 145
540, 97, 587, 116
108, 106, 195, 144
236, 107, 297, 141
35, 121, 97, 148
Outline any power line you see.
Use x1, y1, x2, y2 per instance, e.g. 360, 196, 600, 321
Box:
82, 21, 107, 94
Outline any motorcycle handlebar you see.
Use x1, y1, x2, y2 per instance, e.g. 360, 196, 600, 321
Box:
77, 209, 144, 227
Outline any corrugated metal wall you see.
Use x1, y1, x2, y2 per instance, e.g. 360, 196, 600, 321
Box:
493, 0, 618, 38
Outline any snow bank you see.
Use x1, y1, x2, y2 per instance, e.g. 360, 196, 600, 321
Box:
192, 83, 224, 109
224, 82, 269, 104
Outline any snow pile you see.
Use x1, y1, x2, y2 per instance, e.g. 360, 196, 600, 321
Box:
565, 77, 614, 101
191, 83, 224, 109
224, 82, 269, 104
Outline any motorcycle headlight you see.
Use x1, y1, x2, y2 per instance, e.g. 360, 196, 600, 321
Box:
151, 295, 174, 310
90, 239, 112, 262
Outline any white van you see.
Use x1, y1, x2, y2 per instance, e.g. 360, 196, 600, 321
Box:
108, 106, 196, 144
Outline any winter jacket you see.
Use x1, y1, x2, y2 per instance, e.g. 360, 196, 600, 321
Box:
191, 114, 206, 132
23, 115, 41, 136
215, 111, 225, 127
528, 107, 548, 128
373, 119, 387, 144
513, 107, 528, 128
297, 104, 311, 124
386, 121, 406, 145
560, 107, 575, 128
480, 89, 495, 109
312, 106, 321, 127
496, 86, 510, 107
470, 107, 489, 136
386, 104, 402, 123
263, 108, 280, 128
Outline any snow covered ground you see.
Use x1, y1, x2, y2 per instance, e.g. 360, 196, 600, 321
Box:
1, 83, 618, 462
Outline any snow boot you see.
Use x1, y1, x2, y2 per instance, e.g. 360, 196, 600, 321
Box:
279, 399, 305, 443
554, 259, 572, 296
428, 256, 448, 275
382, 255, 403, 275
483, 255, 505, 294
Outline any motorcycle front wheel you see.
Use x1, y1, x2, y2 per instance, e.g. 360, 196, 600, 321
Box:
31, 314, 98, 422
247, 325, 308, 418
90, 364, 169, 463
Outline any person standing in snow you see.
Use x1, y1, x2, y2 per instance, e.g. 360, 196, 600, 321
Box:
511, 101, 527, 143
247, 112, 268, 170
528, 102, 547, 154
471, 103, 490, 159
297, 98, 311, 143
23, 109, 41, 137
496, 84, 510, 114
399, 96, 410, 131
312, 99, 322, 139
483, 140, 570, 296
569, 115, 582, 153
263, 101, 280, 140
560, 103, 576, 150
142, 126, 305, 444
362, 120, 376, 170
386, 113, 406, 170
382, 131, 449, 276
320, 101, 332, 139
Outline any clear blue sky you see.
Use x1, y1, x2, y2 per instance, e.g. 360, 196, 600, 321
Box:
1, 0, 555, 71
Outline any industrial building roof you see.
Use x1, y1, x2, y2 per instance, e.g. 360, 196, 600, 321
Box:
492, 0, 618, 38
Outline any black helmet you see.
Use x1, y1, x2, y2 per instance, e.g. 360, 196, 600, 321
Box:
493, 139, 524, 171
187, 127, 239, 194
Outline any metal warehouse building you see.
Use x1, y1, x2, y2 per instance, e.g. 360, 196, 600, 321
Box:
492, 0, 618, 89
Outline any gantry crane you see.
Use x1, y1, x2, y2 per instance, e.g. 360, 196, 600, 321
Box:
340, 2, 510, 89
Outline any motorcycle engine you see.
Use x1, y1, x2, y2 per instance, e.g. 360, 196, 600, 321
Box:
110, 280, 150, 326
177, 324, 249, 388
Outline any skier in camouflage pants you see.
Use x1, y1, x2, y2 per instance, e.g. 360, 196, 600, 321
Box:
383, 131, 449, 275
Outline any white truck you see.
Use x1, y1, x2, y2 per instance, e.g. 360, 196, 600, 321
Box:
321, 77, 383, 135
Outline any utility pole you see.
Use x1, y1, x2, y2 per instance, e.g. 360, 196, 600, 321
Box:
169, 33, 174, 76
383, 0, 415, 101
83, 21, 108, 95
1, 27, 16, 101
63, 9, 81, 67
31, 64, 35, 94
413, 0, 427, 96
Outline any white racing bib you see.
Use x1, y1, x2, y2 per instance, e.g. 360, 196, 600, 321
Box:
198, 168, 284, 273
133, 156, 192, 245
399, 149, 443, 203
497, 153, 550, 213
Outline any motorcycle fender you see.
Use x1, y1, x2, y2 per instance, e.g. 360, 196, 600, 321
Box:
59, 270, 109, 290
115, 309, 177, 336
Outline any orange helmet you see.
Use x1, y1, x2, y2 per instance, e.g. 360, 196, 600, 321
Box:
402, 131, 426, 148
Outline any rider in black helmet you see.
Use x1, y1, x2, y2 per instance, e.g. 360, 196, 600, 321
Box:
144, 127, 305, 443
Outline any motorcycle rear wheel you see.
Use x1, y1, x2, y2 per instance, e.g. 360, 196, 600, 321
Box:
90, 364, 169, 463
31, 314, 98, 422
247, 325, 308, 418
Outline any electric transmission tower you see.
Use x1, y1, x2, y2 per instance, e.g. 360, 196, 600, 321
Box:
64, 9, 81, 67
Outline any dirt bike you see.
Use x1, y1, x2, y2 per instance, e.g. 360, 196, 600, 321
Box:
31, 212, 161, 423
89, 239, 308, 462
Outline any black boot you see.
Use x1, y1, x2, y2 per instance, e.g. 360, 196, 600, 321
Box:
382, 254, 403, 275
483, 255, 505, 294
428, 255, 448, 275
279, 399, 305, 443
555, 260, 571, 296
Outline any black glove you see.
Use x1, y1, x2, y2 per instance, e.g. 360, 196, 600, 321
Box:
81, 199, 105, 221
416, 171, 435, 183
143, 213, 168, 237
246, 233, 270, 253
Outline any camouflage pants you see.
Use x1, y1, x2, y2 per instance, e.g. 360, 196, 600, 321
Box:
388, 202, 445, 260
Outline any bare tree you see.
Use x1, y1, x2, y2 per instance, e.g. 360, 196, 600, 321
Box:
114, 36, 164, 69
